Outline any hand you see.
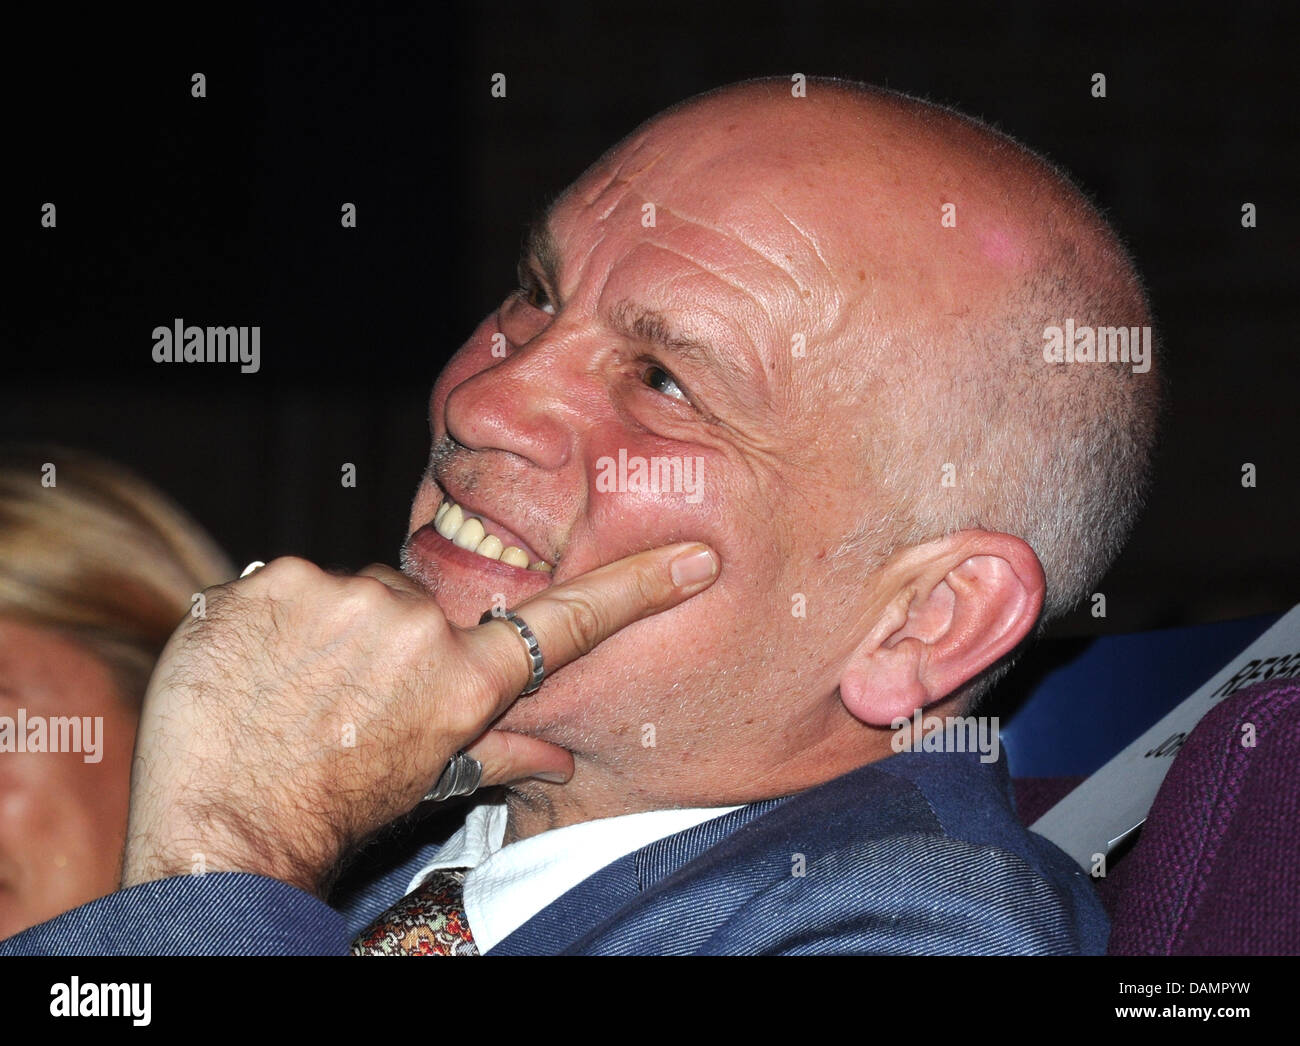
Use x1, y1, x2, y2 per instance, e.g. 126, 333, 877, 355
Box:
121, 543, 719, 897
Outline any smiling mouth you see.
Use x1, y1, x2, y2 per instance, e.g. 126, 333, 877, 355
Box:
432, 494, 554, 574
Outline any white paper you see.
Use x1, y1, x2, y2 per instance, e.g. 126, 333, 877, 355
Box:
1031, 603, 1300, 870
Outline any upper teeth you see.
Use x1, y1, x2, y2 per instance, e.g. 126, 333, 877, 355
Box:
434, 498, 552, 572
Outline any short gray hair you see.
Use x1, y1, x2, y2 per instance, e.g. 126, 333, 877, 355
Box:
824, 87, 1163, 708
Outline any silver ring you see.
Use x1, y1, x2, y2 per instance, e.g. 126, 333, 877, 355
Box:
424, 750, 483, 802
478, 607, 545, 695
239, 560, 267, 578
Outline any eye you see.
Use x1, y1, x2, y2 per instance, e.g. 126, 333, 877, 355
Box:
641, 362, 688, 402
517, 263, 556, 315
524, 281, 555, 315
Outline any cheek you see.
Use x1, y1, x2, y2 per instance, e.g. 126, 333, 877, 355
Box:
0, 743, 132, 892
578, 425, 783, 593
581, 427, 723, 557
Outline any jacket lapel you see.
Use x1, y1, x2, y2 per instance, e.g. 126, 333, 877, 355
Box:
489, 797, 788, 954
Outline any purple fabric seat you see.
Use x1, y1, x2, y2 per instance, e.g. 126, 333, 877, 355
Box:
1106, 677, 1300, 955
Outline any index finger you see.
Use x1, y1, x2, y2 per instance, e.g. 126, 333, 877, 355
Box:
458, 542, 719, 717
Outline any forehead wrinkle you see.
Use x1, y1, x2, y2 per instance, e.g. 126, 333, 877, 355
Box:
691, 297, 796, 417
647, 201, 810, 301
592, 180, 634, 222
754, 191, 839, 292
638, 234, 844, 382
632, 236, 776, 326
563, 173, 828, 334
746, 196, 850, 347
584, 145, 671, 221
578, 158, 629, 210
573, 133, 653, 208
551, 165, 827, 412
646, 203, 845, 350
535, 195, 612, 306
550, 223, 605, 303
548, 180, 654, 299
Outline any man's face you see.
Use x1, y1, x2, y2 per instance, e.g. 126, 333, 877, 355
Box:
404, 106, 893, 803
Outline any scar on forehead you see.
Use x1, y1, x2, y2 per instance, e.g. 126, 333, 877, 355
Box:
581, 156, 630, 208
582, 144, 670, 216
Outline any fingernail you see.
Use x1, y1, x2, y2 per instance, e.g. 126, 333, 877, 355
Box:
670, 545, 718, 586
534, 771, 569, 783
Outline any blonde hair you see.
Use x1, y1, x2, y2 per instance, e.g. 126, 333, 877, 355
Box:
0, 445, 235, 705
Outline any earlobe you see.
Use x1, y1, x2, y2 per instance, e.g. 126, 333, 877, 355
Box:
836, 533, 1045, 728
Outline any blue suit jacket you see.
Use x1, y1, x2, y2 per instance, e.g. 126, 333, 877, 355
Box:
1, 749, 1106, 955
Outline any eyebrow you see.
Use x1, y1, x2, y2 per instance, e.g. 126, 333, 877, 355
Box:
609, 301, 719, 372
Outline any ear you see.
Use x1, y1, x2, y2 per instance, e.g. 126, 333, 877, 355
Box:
838, 531, 1045, 727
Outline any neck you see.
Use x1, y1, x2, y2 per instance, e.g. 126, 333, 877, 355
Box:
502, 789, 557, 845
501, 732, 886, 844
502, 772, 653, 844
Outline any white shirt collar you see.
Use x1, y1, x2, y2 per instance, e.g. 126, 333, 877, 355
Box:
407, 801, 742, 953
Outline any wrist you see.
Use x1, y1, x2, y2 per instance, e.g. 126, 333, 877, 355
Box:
122, 801, 339, 897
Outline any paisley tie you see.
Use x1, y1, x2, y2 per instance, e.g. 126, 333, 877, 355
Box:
351, 868, 479, 955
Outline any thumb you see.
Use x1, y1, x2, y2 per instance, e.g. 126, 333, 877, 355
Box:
466, 729, 575, 787
460, 542, 719, 718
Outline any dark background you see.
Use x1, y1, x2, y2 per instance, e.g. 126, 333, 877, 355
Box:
10, 1, 1298, 635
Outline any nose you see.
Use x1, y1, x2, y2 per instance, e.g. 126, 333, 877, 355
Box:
443, 328, 595, 471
